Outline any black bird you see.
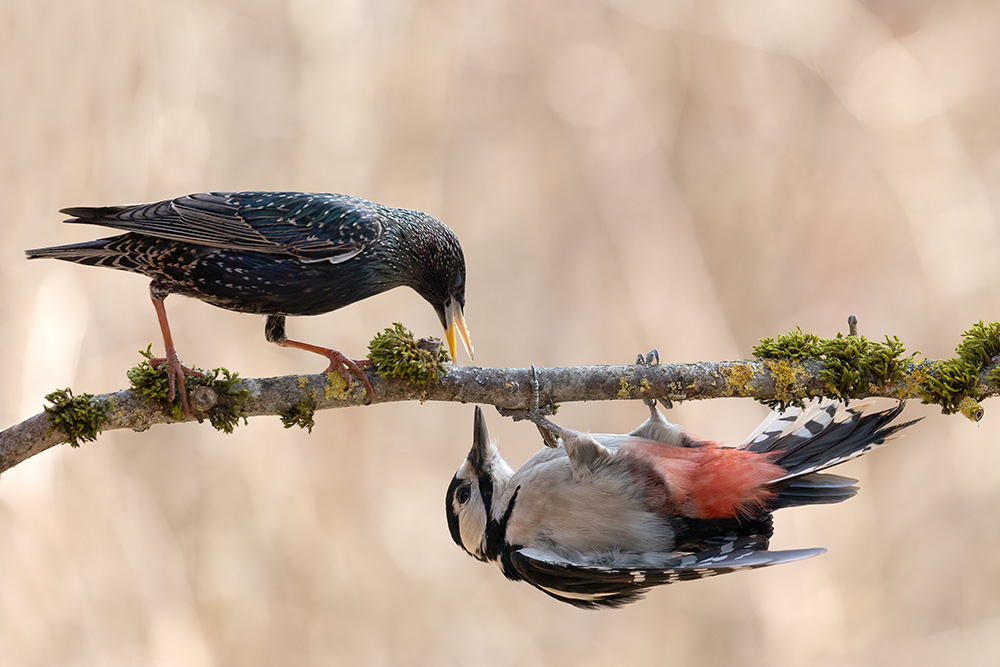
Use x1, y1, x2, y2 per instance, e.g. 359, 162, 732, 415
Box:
26, 192, 473, 413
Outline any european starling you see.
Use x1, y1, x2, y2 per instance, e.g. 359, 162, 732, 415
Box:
26, 192, 473, 413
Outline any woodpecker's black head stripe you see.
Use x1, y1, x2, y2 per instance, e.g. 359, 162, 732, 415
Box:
485, 486, 519, 566
444, 475, 465, 551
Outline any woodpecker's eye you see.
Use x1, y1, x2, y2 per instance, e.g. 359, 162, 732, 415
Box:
456, 483, 472, 505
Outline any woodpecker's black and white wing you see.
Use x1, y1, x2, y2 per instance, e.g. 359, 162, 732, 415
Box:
507, 538, 825, 609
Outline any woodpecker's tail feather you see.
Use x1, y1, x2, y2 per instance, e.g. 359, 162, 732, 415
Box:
770, 472, 859, 510
740, 401, 919, 508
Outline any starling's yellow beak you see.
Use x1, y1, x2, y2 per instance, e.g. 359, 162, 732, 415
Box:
445, 295, 474, 362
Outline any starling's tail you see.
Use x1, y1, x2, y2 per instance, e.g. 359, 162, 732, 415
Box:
25, 237, 131, 269
740, 401, 920, 510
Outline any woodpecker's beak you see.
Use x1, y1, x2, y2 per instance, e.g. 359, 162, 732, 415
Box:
469, 406, 490, 471
444, 295, 474, 363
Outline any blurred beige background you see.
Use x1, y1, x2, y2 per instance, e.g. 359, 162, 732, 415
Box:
3, 0, 1000, 665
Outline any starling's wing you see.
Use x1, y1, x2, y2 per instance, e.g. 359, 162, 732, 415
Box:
61, 192, 383, 263
508, 539, 824, 609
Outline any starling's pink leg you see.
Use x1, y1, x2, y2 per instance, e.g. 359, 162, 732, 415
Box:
148, 295, 204, 416
264, 315, 373, 403
274, 337, 375, 404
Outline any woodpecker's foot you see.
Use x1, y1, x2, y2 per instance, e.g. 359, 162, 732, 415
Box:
495, 365, 565, 446
634, 348, 672, 410
635, 348, 660, 367
149, 354, 205, 417
322, 351, 375, 405
527, 364, 567, 448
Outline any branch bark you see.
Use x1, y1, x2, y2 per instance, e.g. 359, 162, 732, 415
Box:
2, 358, 997, 474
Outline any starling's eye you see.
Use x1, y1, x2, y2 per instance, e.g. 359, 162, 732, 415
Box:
456, 483, 472, 505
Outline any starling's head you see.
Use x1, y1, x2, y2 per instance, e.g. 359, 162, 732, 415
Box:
402, 211, 473, 362
446, 406, 513, 562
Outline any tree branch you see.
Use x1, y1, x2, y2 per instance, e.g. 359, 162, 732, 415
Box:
3, 356, 999, 474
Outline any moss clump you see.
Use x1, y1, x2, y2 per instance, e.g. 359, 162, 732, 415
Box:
126, 345, 251, 431
278, 398, 317, 433
368, 323, 449, 385
955, 320, 1000, 369
755, 320, 1000, 418
919, 321, 1000, 416
753, 327, 911, 407
44, 388, 110, 448
200, 366, 252, 434
753, 327, 822, 360
818, 333, 909, 400
922, 358, 978, 414
127, 345, 180, 417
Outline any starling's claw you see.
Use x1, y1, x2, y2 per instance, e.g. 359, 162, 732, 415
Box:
321, 351, 375, 405
149, 355, 205, 417
148, 293, 204, 417
265, 315, 373, 404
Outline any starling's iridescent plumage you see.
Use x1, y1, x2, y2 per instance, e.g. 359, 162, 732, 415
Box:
26, 192, 473, 412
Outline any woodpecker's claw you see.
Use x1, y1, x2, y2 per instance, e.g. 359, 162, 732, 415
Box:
636, 349, 659, 366
524, 365, 561, 447
516, 364, 571, 448
494, 365, 567, 447
634, 348, 672, 410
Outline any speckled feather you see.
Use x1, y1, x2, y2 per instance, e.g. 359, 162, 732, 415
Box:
27, 192, 467, 319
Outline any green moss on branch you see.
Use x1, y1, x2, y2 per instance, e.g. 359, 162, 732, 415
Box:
43, 388, 110, 447
278, 398, 317, 433
126, 345, 251, 431
368, 323, 449, 384
755, 320, 1000, 419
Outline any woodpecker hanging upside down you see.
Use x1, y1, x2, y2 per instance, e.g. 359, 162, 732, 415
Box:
446, 354, 920, 609
25, 192, 473, 414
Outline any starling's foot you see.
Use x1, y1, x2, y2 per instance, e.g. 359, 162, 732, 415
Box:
266, 321, 374, 403
634, 348, 672, 411
149, 354, 205, 417
322, 351, 375, 405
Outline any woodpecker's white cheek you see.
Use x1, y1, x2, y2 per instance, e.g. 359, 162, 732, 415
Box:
458, 497, 487, 556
